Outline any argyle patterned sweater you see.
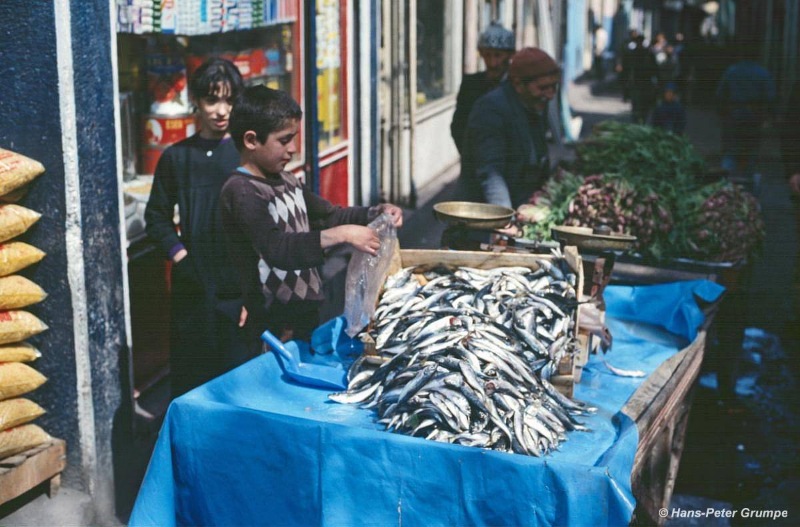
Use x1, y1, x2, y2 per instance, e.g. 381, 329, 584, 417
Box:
220, 169, 370, 317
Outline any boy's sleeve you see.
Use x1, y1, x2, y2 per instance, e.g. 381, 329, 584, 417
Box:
303, 189, 370, 228
224, 179, 328, 270
144, 149, 183, 257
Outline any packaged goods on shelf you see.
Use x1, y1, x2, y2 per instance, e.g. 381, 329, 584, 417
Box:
0, 242, 46, 277
0, 399, 45, 432
0, 342, 41, 363
0, 148, 45, 198
0, 205, 41, 244
0, 362, 47, 401
0, 311, 48, 346
118, 1, 299, 35
0, 276, 47, 311
0, 424, 51, 458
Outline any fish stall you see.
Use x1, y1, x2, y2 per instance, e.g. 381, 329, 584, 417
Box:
129, 239, 723, 527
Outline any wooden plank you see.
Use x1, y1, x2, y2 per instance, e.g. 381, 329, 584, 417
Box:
622, 332, 705, 429
399, 248, 566, 271
624, 330, 707, 526
0, 439, 66, 505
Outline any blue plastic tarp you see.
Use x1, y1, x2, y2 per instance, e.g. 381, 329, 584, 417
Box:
130, 280, 723, 527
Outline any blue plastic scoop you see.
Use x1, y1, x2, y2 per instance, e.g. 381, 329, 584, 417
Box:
260, 329, 349, 390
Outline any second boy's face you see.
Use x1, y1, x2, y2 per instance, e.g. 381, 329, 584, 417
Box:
244, 119, 299, 177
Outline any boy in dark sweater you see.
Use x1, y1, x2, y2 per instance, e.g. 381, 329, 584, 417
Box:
220, 86, 403, 343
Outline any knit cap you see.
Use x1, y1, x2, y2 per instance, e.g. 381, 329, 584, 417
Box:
478, 22, 515, 51
508, 47, 560, 81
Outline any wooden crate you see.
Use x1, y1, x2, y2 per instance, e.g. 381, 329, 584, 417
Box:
386, 246, 586, 396
0, 439, 66, 505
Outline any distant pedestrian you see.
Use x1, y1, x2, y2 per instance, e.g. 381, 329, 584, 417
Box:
450, 22, 515, 156
617, 29, 640, 101
715, 41, 776, 183
624, 34, 659, 124
651, 82, 686, 134
650, 31, 675, 83
592, 26, 609, 80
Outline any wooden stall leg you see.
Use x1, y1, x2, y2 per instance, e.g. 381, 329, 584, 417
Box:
47, 474, 61, 498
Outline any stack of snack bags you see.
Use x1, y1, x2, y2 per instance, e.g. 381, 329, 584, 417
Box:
0, 147, 51, 459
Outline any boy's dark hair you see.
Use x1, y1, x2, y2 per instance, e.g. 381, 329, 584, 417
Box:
189, 57, 244, 100
229, 86, 303, 151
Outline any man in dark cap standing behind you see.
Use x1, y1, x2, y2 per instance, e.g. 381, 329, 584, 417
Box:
461, 47, 561, 209
450, 22, 516, 155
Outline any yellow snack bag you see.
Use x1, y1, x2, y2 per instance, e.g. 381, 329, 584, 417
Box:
0, 423, 51, 458
0, 276, 47, 310
0, 362, 47, 401
0, 241, 46, 276
0, 398, 45, 431
0, 310, 48, 346
0, 205, 41, 243
0, 342, 41, 362
0, 148, 44, 197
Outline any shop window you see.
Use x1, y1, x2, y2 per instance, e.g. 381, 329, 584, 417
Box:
117, 24, 300, 181
316, 0, 346, 151
415, 0, 454, 106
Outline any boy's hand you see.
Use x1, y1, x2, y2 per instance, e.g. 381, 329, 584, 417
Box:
321, 225, 381, 255
346, 225, 381, 255
369, 203, 404, 227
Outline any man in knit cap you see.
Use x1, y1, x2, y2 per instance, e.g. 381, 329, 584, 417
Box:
450, 22, 516, 155
461, 47, 561, 209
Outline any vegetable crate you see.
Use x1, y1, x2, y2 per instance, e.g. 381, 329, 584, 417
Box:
384, 246, 588, 397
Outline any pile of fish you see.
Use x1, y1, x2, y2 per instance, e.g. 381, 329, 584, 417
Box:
329, 254, 595, 456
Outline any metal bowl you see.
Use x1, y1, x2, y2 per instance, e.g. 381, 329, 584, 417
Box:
433, 201, 515, 230
551, 225, 637, 252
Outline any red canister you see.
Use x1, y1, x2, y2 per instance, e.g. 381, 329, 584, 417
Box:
142, 114, 196, 147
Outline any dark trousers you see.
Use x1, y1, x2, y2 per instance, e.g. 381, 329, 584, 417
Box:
170, 276, 255, 398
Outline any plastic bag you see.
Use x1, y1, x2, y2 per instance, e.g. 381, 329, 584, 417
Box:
342, 213, 397, 337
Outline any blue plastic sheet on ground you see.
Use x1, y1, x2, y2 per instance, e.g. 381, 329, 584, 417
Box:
130, 280, 723, 527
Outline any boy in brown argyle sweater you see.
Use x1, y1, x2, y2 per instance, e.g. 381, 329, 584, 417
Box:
220, 86, 403, 344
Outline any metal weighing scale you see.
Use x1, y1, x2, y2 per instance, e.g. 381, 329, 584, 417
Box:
432, 201, 560, 253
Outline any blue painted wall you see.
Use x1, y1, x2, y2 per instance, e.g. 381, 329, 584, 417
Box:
69, 0, 127, 499
0, 1, 125, 500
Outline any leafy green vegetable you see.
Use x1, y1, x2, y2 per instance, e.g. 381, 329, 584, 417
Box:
516, 122, 764, 263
